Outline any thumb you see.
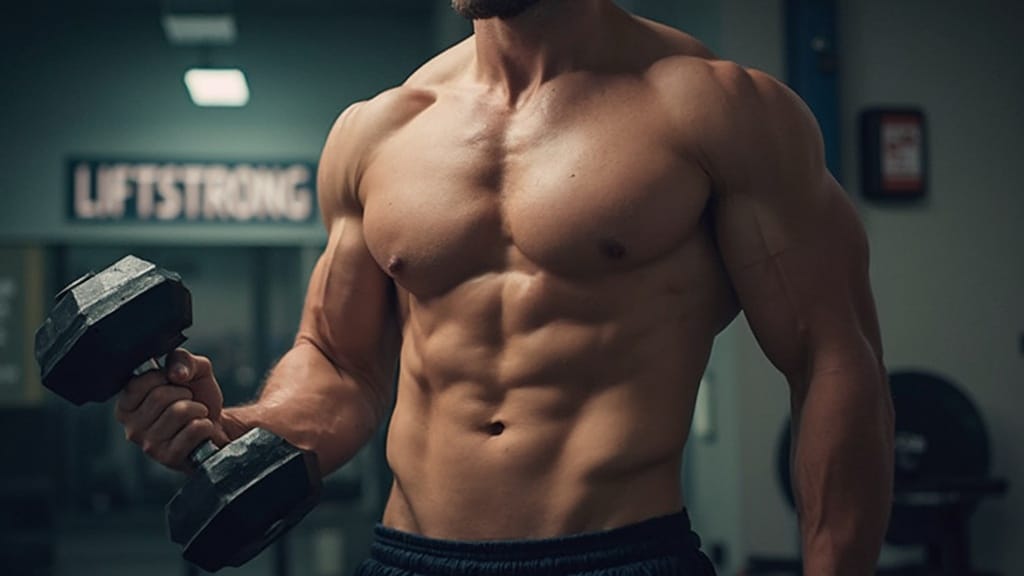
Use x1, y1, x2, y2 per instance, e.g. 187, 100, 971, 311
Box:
166, 348, 224, 421
165, 348, 198, 383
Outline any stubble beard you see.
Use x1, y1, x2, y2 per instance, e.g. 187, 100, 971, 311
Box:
451, 0, 545, 20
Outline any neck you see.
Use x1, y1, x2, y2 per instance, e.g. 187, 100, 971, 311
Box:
470, 0, 619, 103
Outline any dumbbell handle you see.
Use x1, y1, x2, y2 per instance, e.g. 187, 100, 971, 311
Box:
135, 359, 219, 468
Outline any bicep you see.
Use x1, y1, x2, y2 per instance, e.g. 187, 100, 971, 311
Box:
296, 103, 400, 391
716, 174, 880, 385
710, 71, 882, 386
297, 214, 399, 384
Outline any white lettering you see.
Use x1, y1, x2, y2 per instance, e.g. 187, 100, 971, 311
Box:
97, 164, 131, 218
133, 164, 158, 220
156, 165, 182, 220
224, 166, 249, 221
72, 161, 315, 223
251, 167, 286, 220
203, 165, 230, 220
181, 165, 204, 220
73, 163, 98, 219
286, 165, 313, 222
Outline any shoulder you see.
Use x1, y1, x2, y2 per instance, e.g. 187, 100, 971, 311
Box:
647, 54, 823, 194
318, 41, 472, 224
708, 64, 824, 194
324, 85, 436, 166
340, 38, 474, 137
705, 62, 816, 130
317, 83, 438, 223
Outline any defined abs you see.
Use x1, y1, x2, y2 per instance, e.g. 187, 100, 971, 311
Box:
383, 371, 693, 540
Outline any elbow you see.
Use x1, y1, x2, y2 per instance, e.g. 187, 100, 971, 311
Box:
292, 333, 394, 427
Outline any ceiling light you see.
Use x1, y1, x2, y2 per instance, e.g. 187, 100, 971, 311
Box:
184, 68, 250, 107
163, 14, 237, 46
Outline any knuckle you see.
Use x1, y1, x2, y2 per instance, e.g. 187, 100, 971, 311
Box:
169, 400, 192, 419
182, 420, 214, 445
193, 355, 213, 373
141, 440, 158, 457
147, 386, 172, 405
125, 428, 141, 444
151, 385, 190, 406
190, 419, 213, 435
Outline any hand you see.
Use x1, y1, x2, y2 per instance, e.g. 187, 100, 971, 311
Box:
115, 349, 231, 472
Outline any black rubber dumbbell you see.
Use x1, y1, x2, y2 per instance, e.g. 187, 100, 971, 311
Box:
34, 255, 321, 572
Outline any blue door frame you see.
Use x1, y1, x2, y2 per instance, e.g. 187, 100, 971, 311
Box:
785, 0, 841, 181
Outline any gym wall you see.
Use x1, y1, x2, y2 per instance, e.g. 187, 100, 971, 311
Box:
688, 1, 1024, 575
0, 4, 432, 246
840, 0, 1024, 571
0, 4, 436, 576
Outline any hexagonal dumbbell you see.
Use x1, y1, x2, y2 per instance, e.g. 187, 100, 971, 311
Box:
34, 255, 321, 572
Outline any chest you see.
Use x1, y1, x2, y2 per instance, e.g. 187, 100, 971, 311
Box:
360, 90, 711, 298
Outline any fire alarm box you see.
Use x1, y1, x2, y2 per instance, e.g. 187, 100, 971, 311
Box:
860, 108, 928, 201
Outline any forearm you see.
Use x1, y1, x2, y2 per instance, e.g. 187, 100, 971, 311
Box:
222, 339, 392, 476
793, 358, 894, 576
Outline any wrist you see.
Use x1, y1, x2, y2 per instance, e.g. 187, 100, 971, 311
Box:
220, 405, 261, 441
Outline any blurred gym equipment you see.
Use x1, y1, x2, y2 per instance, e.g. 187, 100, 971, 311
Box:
747, 370, 1009, 576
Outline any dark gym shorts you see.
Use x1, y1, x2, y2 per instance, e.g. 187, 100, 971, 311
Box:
356, 510, 717, 576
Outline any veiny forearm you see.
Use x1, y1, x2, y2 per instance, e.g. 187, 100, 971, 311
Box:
793, 356, 894, 576
222, 339, 390, 476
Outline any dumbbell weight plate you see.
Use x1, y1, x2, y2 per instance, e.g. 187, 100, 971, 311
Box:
167, 427, 321, 572
34, 255, 192, 405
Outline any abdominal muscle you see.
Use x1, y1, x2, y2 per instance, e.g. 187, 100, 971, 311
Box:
380, 248, 734, 540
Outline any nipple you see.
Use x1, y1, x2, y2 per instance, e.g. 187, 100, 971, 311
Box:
599, 238, 627, 261
386, 256, 405, 275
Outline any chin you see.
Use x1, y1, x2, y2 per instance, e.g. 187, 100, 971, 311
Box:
451, 0, 544, 20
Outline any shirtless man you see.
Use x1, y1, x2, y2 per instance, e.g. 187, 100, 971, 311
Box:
115, 1, 894, 574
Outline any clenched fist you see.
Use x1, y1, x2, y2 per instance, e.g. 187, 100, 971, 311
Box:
115, 349, 232, 471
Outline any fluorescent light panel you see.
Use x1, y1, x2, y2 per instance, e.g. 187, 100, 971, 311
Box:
184, 68, 250, 107
163, 14, 237, 45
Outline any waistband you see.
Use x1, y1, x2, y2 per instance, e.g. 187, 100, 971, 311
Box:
367, 510, 703, 575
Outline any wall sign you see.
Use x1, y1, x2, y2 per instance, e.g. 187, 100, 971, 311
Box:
859, 108, 929, 201
68, 159, 318, 223
0, 247, 44, 405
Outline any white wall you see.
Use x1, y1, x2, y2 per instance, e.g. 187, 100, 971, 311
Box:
839, 0, 1024, 571
692, 1, 1024, 574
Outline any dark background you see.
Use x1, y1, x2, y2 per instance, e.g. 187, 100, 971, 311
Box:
0, 1, 1021, 574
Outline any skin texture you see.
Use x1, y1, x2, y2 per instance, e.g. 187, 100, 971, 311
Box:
116, 1, 894, 573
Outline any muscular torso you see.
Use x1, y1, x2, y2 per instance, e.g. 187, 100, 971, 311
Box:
355, 22, 739, 540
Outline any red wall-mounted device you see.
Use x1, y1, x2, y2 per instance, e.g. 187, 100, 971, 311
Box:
860, 107, 928, 201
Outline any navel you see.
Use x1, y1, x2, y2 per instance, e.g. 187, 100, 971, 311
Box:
485, 421, 506, 436
599, 238, 627, 261
386, 256, 405, 275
